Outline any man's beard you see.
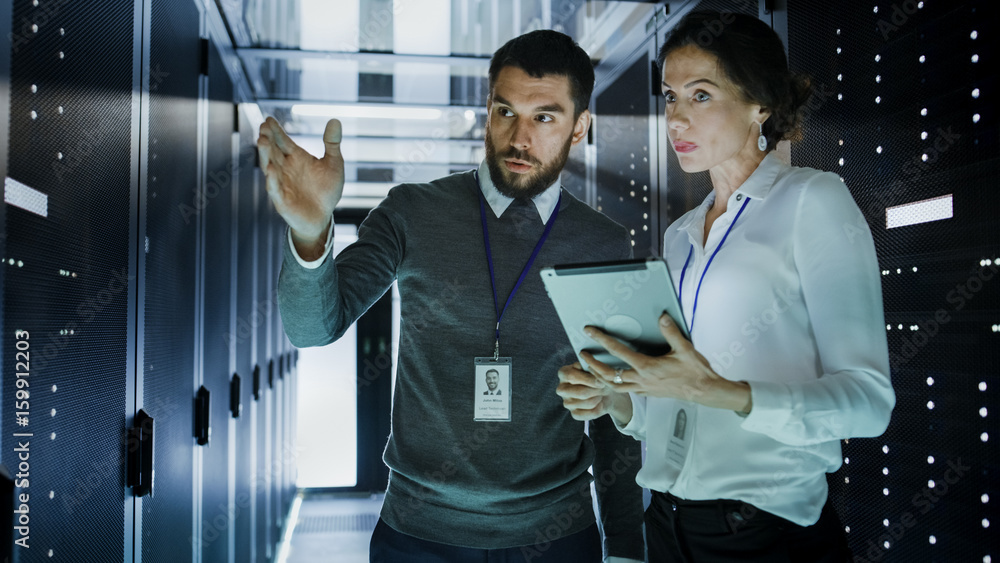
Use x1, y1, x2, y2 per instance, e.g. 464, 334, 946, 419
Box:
485, 133, 573, 200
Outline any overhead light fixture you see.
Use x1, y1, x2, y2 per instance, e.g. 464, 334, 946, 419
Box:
291, 103, 443, 120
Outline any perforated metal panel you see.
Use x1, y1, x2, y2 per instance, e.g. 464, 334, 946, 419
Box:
270, 210, 284, 551
296, 513, 379, 534
3, 0, 134, 560
595, 55, 657, 258
141, 0, 200, 560
255, 152, 274, 562
234, 105, 260, 563
200, 40, 236, 563
787, 2, 998, 561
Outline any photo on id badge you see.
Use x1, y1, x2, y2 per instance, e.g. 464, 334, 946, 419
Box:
474, 358, 511, 422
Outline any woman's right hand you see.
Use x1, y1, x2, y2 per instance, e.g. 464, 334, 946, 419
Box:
257, 116, 345, 259
557, 362, 633, 426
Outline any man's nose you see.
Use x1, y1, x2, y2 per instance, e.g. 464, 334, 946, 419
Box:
509, 118, 531, 151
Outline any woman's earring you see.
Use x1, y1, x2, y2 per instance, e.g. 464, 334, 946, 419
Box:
756, 121, 768, 152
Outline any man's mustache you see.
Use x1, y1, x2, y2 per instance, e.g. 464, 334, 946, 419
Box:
498, 148, 540, 167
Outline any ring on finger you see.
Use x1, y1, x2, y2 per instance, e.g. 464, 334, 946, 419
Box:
613, 367, 624, 385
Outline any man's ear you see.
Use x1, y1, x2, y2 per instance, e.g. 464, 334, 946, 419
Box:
571, 109, 591, 146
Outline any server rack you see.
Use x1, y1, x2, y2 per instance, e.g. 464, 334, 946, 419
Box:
788, 2, 998, 560
1, 1, 297, 561
4, 0, 135, 560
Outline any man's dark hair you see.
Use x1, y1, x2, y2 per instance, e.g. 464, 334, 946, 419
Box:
489, 29, 595, 117
656, 11, 813, 150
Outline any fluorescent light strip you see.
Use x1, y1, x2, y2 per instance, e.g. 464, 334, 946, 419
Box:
241, 102, 266, 132
274, 493, 303, 563
291, 103, 442, 120
886, 194, 953, 229
5, 177, 48, 217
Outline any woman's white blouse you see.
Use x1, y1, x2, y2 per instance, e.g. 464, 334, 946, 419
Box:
617, 151, 895, 526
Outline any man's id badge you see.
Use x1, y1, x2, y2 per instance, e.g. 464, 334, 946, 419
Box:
474, 357, 511, 422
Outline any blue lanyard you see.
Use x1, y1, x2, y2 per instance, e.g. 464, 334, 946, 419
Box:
678, 196, 751, 334
475, 170, 561, 359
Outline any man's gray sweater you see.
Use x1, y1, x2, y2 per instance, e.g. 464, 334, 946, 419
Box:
278, 170, 644, 558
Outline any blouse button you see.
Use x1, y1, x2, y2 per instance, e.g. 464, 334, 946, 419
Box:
736, 194, 744, 201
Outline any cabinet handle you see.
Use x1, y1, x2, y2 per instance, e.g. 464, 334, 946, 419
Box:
127, 409, 155, 497
230, 373, 242, 418
194, 386, 211, 446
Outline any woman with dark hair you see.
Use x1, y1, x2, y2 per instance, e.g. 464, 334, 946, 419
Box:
557, 11, 895, 562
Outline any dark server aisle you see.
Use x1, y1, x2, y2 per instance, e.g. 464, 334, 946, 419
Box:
1, 0, 296, 561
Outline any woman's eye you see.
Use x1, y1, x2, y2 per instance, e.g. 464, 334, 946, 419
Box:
694, 92, 711, 102
664, 92, 676, 102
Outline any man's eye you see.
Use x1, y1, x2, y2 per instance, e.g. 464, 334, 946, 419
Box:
498, 108, 514, 117
537, 114, 553, 123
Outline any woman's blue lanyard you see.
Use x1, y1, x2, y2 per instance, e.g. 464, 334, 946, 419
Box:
678, 196, 751, 334
475, 170, 561, 359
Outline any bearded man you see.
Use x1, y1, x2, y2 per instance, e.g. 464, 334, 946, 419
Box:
259, 29, 644, 563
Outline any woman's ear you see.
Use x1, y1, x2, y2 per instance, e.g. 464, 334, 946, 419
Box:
755, 106, 772, 126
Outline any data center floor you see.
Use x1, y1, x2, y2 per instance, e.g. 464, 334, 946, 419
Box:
283, 493, 384, 563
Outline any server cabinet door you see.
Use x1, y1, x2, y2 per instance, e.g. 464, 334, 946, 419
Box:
787, 2, 999, 560
198, 41, 237, 563
234, 105, 260, 563
140, 0, 201, 561
594, 51, 660, 259
3, 1, 136, 561
254, 156, 275, 562
270, 219, 284, 548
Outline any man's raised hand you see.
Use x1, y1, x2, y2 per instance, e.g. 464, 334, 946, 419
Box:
257, 117, 345, 257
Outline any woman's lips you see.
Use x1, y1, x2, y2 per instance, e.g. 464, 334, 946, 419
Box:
673, 141, 698, 153
504, 159, 533, 173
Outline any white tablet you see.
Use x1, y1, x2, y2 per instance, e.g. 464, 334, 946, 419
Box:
540, 258, 690, 370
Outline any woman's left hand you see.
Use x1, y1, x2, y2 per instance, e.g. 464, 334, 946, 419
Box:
583, 313, 752, 412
